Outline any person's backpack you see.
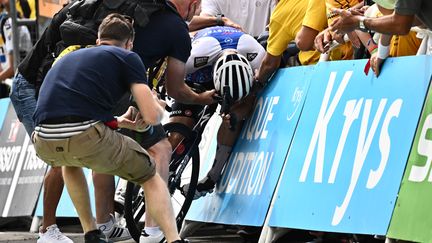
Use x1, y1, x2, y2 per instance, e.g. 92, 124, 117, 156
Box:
58, 0, 169, 50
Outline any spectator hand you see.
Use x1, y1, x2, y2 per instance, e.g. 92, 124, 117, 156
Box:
370, 53, 386, 77
223, 18, 245, 32
314, 29, 333, 53
117, 106, 149, 132
330, 8, 363, 34
347, 31, 361, 48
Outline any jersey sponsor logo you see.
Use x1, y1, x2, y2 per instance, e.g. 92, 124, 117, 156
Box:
247, 53, 258, 62
194, 56, 209, 68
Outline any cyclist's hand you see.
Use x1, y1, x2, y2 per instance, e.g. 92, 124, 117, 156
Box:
220, 112, 237, 131
200, 89, 218, 105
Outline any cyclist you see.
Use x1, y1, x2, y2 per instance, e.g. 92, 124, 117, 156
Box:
170, 25, 265, 199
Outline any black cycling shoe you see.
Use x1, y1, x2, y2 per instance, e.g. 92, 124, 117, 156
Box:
182, 176, 215, 200
84, 229, 111, 243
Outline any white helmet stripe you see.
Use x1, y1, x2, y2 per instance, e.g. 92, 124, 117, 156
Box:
236, 63, 243, 99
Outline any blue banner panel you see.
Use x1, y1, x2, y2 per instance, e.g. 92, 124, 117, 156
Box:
35, 168, 96, 217
269, 56, 432, 235
186, 66, 312, 225
0, 98, 9, 128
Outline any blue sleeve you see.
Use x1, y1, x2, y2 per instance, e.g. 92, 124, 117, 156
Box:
124, 52, 148, 85
169, 22, 191, 63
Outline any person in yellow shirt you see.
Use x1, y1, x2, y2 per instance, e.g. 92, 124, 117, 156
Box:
256, 0, 324, 85
326, 0, 361, 60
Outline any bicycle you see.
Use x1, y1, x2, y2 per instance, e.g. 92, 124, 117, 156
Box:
122, 84, 235, 242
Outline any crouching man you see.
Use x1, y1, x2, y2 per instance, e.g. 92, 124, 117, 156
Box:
32, 13, 186, 243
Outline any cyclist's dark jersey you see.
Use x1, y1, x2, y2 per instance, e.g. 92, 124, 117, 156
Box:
133, 1, 191, 69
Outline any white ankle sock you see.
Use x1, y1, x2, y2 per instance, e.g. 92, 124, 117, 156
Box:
97, 215, 114, 232
144, 226, 161, 236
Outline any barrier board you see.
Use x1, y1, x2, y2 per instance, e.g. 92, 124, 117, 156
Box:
186, 66, 312, 225
35, 168, 97, 217
268, 56, 432, 235
0, 99, 46, 217
387, 84, 432, 243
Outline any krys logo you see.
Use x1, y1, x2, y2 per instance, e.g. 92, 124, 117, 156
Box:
287, 86, 305, 121
408, 114, 432, 183
299, 71, 403, 226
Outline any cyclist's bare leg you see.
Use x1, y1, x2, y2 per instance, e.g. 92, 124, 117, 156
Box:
144, 138, 172, 228
167, 116, 195, 148
62, 166, 97, 233
92, 172, 115, 224
41, 167, 64, 232
141, 173, 181, 242
207, 95, 256, 182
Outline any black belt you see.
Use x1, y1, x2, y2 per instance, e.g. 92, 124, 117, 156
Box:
41, 115, 91, 124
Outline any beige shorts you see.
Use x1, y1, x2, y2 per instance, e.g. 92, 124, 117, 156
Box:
33, 122, 155, 184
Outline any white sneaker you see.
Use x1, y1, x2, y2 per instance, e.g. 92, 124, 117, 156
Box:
37, 224, 73, 243
98, 215, 131, 242
139, 230, 164, 243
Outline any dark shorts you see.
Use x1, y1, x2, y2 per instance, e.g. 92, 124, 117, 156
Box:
169, 81, 218, 122
113, 92, 167, 149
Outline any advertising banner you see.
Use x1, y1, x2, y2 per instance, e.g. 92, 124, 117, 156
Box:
387, 84, 432, 243
0, 100, 46, 217
35, 168, 96, 217
268, 56, 432, 235
186, 66, 312, 225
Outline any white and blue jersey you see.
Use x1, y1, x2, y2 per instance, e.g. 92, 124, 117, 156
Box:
185, 26, 265, 84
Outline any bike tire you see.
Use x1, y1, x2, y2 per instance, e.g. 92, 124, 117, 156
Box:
124, 123, 200, 242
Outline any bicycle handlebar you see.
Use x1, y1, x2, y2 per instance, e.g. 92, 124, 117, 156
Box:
220, 85, 237, 131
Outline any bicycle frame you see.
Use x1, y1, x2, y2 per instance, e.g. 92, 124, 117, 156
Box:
167, 105, 214, 195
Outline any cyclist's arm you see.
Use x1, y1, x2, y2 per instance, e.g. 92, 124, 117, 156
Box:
130, 83, 164, 125
165, 56, 215, 105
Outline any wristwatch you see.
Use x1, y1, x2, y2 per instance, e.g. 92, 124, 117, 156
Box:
358, 16, 368, 32
216, 14, 224, 26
